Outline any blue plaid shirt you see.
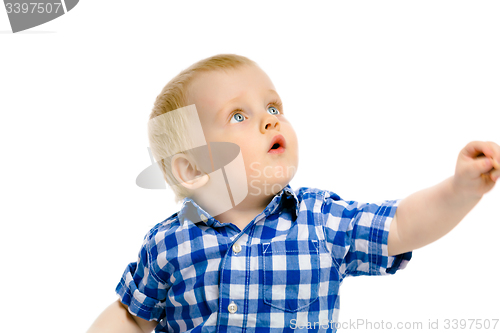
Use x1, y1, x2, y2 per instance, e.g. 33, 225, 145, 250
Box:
116, 185, 411, 332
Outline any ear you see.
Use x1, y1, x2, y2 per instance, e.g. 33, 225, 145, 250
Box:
171, 153, 209, 190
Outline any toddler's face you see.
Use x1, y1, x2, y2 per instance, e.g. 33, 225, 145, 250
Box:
187, 65, 299, 198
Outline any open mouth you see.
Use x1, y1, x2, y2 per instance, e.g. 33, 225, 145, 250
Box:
268, 135, 286, 154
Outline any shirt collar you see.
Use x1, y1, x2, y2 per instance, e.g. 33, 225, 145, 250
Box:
179, 197, 216, 227
179, 184, 299, 227
263, 184, 299, 221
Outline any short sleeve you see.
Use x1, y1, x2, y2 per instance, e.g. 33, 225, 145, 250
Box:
322, 193, 412, 278
115, 231, 168, 322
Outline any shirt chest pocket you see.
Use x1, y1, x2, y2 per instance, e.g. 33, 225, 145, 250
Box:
261, 240, 323, 312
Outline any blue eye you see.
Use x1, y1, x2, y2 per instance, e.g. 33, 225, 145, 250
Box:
230, 112, 245, 123
268, 106, 280, 115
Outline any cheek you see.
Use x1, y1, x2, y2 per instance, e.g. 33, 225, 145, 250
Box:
245, 159, 264, 181
242, 149, 262, 173
233, 142, 258, 175
286, 128, 299, 158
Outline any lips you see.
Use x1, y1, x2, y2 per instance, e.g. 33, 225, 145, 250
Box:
268, 134, 286, 154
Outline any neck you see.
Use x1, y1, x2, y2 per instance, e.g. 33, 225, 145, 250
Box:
213, 193, 275, 231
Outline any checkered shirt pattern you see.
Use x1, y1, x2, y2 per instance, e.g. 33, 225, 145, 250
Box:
116, 185, 412, 332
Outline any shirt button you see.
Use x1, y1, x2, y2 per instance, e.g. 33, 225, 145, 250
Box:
232, 243, 242, 254
200, 214, 208, 223
284, 189, 293, 196
228, 301, 237, 314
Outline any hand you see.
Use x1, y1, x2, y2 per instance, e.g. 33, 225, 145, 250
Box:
453, 141, 500, 198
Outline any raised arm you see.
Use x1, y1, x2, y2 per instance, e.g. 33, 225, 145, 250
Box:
87, 299, 158, 333
388, 141, 500, 256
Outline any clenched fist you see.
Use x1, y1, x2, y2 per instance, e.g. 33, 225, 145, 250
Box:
453, 141, 500, 198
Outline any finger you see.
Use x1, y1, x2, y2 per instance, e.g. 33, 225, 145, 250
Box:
490, 168, 500, 182
481, 141, 500, 165
466, 156, 493, 178
463, 141, 500, 169
462, 141, 493, 158
489, 142, 500, 170
463, 141, 500, 164
493, 158, 500, 171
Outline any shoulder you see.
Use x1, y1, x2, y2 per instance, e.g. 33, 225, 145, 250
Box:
291, 186, 362, 219
293, 186, 343, 205
142, 211, 183, 250
137, 211, 184, 281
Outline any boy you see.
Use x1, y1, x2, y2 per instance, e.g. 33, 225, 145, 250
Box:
88, 54, 500, 332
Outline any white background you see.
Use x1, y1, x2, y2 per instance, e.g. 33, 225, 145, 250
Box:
1, 1, 499, 332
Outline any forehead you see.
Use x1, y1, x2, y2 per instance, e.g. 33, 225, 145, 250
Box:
187, 65, 277, 107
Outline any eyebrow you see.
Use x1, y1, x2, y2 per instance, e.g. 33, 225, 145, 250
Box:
217, 95, 241, 117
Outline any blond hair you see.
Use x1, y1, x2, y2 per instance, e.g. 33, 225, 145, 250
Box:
148, 54, 257, 202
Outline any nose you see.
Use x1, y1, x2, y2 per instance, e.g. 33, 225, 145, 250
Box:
260, 113, 280, 134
